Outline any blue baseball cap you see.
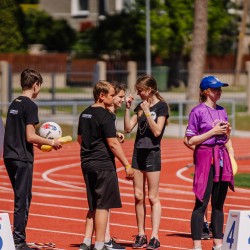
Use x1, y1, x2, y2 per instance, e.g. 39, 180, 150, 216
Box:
200, 76, 228, 91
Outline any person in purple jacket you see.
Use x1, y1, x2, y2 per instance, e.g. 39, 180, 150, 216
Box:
185, 76, 235, 250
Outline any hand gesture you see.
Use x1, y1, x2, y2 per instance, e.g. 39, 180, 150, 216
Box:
211, 122, 229, 135
125, 93, 134, 109
140, 100, 150, 114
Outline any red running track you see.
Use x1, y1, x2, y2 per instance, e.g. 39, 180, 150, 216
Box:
1, 138, 250, 250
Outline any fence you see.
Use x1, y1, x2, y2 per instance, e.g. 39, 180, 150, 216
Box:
0, 99, 236, 139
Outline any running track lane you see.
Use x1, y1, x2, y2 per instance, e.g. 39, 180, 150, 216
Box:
0, 138, 250, 250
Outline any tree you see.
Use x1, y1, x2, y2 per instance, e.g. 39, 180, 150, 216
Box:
22, 9, 76, 52
186, 0, 208, 107
0, 0, 24, 52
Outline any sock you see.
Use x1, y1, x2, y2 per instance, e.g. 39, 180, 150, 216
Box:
94, 241, 104, 250
213, 245, 222, 250
105, 238, 111, 243
83, 238, 91, 246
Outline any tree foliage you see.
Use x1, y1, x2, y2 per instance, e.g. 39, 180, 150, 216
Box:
75, 0, 237, 61
0, 0, 24, 52
22, 9, 77, 52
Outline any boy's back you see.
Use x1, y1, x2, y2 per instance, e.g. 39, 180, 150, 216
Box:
78, 106, 117, 173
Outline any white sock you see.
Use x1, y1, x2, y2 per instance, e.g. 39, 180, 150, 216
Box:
94, 241, 104, 250
213, 245, 222, 250
193, 247, 202, 250
83, 238, 91, 246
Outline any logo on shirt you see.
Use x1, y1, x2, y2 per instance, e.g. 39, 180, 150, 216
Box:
82, 114, 92, 118
150, 111, 157, 120
10, 109, 18, 115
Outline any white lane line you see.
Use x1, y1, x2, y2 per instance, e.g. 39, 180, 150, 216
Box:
0, 198, 193, 213
2, 209, 191, 235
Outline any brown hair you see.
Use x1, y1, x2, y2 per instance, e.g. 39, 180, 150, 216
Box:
135, 74, 164, 101
20, 69, 43, 90
110, 81, 126, 95
93, 80, 112, 101
199, 89, 209, 103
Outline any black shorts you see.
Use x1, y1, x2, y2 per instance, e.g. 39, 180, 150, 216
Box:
132, 148, 161, 172
83, 170, 122, 211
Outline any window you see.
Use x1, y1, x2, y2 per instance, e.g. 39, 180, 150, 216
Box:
71, 0, 89, 17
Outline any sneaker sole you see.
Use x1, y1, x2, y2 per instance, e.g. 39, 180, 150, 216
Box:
132, 244, 148, 249
201, 236, 210, 240
146, 247, 160, 250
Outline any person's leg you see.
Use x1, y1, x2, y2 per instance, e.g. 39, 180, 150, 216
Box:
81, 210, 94, 247
202, 208, 211, 240
191, 166, 214, 249
94, 209, 109, 250
24, 162, 33, 229
146, 171, 161, 239
133, 169, 146, 235
211, 180, 229, 248
5, 159, 33, 245
104, 210, 111, 242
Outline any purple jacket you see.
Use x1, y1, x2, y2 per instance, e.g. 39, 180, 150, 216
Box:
193, 145, 234, 201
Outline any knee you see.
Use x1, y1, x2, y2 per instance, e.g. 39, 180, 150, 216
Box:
134, 191, 144, 203
148, 194, 160, 205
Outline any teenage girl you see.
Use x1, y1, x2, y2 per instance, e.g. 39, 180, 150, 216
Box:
124, 74, 169, 250
185, 76, 234, 250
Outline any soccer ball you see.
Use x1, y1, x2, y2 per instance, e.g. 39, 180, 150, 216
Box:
39, 122, 62, 140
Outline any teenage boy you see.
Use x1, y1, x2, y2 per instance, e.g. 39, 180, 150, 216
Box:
4, 69, 62, 250
77, 80, 134, 250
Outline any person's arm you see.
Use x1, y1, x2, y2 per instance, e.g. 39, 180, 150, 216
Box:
187, 122, 229, 146
26, 124, 62, 149
225, 138, 234, 157
183, 135, 195, 151
140, 100, 166, 137
106, 137, 134, 179
124, 94, 138, 133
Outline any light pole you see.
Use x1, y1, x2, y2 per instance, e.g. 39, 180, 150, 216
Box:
146, 0, 151, 74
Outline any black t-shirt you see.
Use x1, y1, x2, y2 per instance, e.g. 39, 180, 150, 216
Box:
4, 96, 39, 162
77, 106, 117, 173
134, 101, 169, 149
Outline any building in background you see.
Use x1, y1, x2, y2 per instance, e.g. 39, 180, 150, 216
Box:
40, 0, 135, 31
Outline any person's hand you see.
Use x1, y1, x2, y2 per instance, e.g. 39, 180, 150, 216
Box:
211, 122, 229, 135
52, 138, 62, 150
125, 165, 134, 180
226, 122, 232, 135
116, 132, 125, 143
140, 100, 150, 115
125, 93, 134, 109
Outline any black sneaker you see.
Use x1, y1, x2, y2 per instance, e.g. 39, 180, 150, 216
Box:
201, 222, 210, 240
15, 242, 32, 250
132, 235, 147, 248
146, 237, 160, 250
79, 243, 91, 250
104, 238, 125, 250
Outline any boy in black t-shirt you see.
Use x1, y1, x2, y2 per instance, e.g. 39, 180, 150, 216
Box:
77, 81, 134, 250
4, 69, 62, 250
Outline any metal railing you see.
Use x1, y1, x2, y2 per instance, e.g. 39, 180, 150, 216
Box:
0, 99, 235, 138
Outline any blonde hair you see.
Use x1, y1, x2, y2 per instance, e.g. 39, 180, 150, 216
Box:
93, 80, 112, 101
135, 74, 165, 101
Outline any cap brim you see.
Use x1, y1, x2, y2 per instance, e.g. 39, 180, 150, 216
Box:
210, 82, 228, 88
